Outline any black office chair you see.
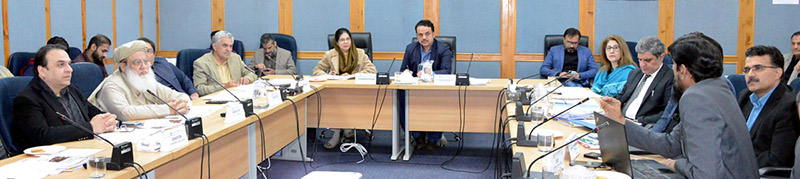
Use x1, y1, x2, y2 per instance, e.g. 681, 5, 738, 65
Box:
411, 36, 457, 74
543, 35, 589, 58
260, 33, 298, 64
327, 32, 373, 61
626, 41, 639, 67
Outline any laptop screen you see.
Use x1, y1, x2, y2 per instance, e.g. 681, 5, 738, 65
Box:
594, 112, 633, 176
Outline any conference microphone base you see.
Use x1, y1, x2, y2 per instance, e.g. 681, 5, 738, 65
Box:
455, 73, 470, 86
516, 121, 538, 147
376, 72, 391, 85
185, 117, 204, 140
241, 99, 254, 115
108, 141, 134, 170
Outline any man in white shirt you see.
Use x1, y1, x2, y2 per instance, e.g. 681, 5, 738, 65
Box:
614, 36, 674, 126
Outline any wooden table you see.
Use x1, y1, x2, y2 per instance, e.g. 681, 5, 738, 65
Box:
0, 75, 565, 178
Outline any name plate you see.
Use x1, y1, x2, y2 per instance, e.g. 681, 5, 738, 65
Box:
433, 74, 456, 86
158, 126, 189, 152
225, 101, 246, 124
355, 73, 376, 84
267, 91, 283, 107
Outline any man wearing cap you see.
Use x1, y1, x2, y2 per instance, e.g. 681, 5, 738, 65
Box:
88, 40, 191, 121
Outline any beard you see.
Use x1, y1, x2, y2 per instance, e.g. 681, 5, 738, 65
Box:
92, 51, 105, 63
566, 47, 577, 53
124, 67, 158, 93
672, 76, 686, 101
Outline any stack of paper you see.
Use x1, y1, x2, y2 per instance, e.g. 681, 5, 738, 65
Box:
0, 148, 103, 178
469, 78, 490, 85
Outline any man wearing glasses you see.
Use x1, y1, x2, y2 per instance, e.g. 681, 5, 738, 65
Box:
540, 28, 598, 87
88, 40, 191, 121
736, 45, 800, 168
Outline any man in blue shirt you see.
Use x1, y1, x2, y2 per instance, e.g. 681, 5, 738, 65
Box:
540, 28, 598, 87
399, 20, 453, 151
139, 37, 199, 99
736, 45, 800, 168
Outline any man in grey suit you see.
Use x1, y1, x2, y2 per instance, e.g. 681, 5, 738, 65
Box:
251, 33, 297, 75
783, 31, 800, 83
600, 32, 759, 178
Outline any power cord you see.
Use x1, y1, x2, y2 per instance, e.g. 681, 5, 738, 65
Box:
133, 162, 147, 179
286, 99, 309, 174
339, 127, 368, 163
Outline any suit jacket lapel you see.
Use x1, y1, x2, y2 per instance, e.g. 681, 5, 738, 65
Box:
641, 66, 668, 103
751, 85, 786, 138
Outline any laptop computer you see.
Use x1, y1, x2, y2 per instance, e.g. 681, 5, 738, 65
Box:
594, 112, 684, 179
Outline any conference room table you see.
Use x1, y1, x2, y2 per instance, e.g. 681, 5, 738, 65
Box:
0, 75, 656, 178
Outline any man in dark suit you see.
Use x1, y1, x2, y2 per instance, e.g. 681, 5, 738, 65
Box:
615, 36, 674, 127
12, 44, 118, 150
600, 32, 759, 178
399, 20, 452, 151
539, 28, 598, 87
737, 45, 800, 168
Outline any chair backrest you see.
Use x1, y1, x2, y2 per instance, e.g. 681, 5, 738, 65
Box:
0, 76, 33, 154
626, 41, 640, 67
176, 49, 211, 80
790, 79, 800, 94
726, 74, 747, 97
7, 52, 36, 76
328, 32, 373, 60
543, 35, 589, 57
68, 47, 82, 60
70, 62, 104, 97
411, 36, 457, 74
260, 33, 298, 63
233, 40, 245, 57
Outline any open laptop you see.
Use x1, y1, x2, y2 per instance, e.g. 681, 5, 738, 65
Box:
594, 112, 684, 179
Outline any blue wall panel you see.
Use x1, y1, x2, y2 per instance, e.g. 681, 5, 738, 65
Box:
293, 0, 349, 52
116, 0, 140, 44
675, 0, 738, 56
225, 0, 280, 51
754, 2, 800, 55
516, 0, 579, 54
456, 61, 500, 78
297, 59, 320, 76
439, 0, 501, 53
8, 0, 45, 53
723, 63, 737, 76
50, 0, 83, 50
142, 0, 158, 45
372, 60, 404, 74
85, 0, 114, 57
160, 0, 211, 50
516, 61, 543, 79
595, 0, 658, 53
364, 0, 424, 52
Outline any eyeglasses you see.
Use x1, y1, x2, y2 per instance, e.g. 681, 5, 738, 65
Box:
606, 46, 620, 51
123, 59, 153, 67
742, 64, 779, 74
338, 37, 351, 42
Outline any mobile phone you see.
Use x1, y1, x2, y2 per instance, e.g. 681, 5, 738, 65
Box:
570, 160, 605, 168
584, 152, 601, 159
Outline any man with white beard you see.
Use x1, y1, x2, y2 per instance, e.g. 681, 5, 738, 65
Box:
88, 40, 191, 121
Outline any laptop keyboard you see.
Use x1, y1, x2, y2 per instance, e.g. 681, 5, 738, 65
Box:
631, 162, 670, 179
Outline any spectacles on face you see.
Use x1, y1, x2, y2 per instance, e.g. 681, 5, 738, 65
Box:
606, 45, 620, 51
742, 64, 779, 74
124, 59, 153, 67
338, 37, 351, 43
565, 40, 579, 46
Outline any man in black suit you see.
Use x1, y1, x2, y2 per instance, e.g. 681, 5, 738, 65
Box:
12, 44, 118, 150
615, 36, 674, 127
737, 45, 800, 168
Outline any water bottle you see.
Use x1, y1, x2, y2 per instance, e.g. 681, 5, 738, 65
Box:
252, 79, 269, 109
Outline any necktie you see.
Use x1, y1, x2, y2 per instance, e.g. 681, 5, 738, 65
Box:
622, 74, 651, 116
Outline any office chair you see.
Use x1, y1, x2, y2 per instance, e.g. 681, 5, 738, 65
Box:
0, 76, 34, 155
176, 49, 212, 81
543, 35, 589, 58
411, 36, 457, 74
7, 52, 36, 76
68, 47, 82, 60
70, 62, 105, 98
260, 33, 298, 64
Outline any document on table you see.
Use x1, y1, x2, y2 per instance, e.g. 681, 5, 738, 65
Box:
469, 78, 490, 85
553, 87, 601, 99
324, 74, 355, 80
202, 84, 253, 101
0, 148, 103, 178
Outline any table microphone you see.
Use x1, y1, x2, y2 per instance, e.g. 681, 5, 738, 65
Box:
56, 112, 132, 170
521, 121, 610, 178
376, 58, 396, 85
200, 70, 254, 115
146, 90, 203, 140
455, 53, 473, 86
517, 97, 589, 147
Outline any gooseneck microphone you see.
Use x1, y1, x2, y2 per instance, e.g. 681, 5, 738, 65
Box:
56, 112, 132, 170
200, 70, 254, 115
145, 90, 204, 140
523, 121, 610, 178
526, 98, 590, 139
